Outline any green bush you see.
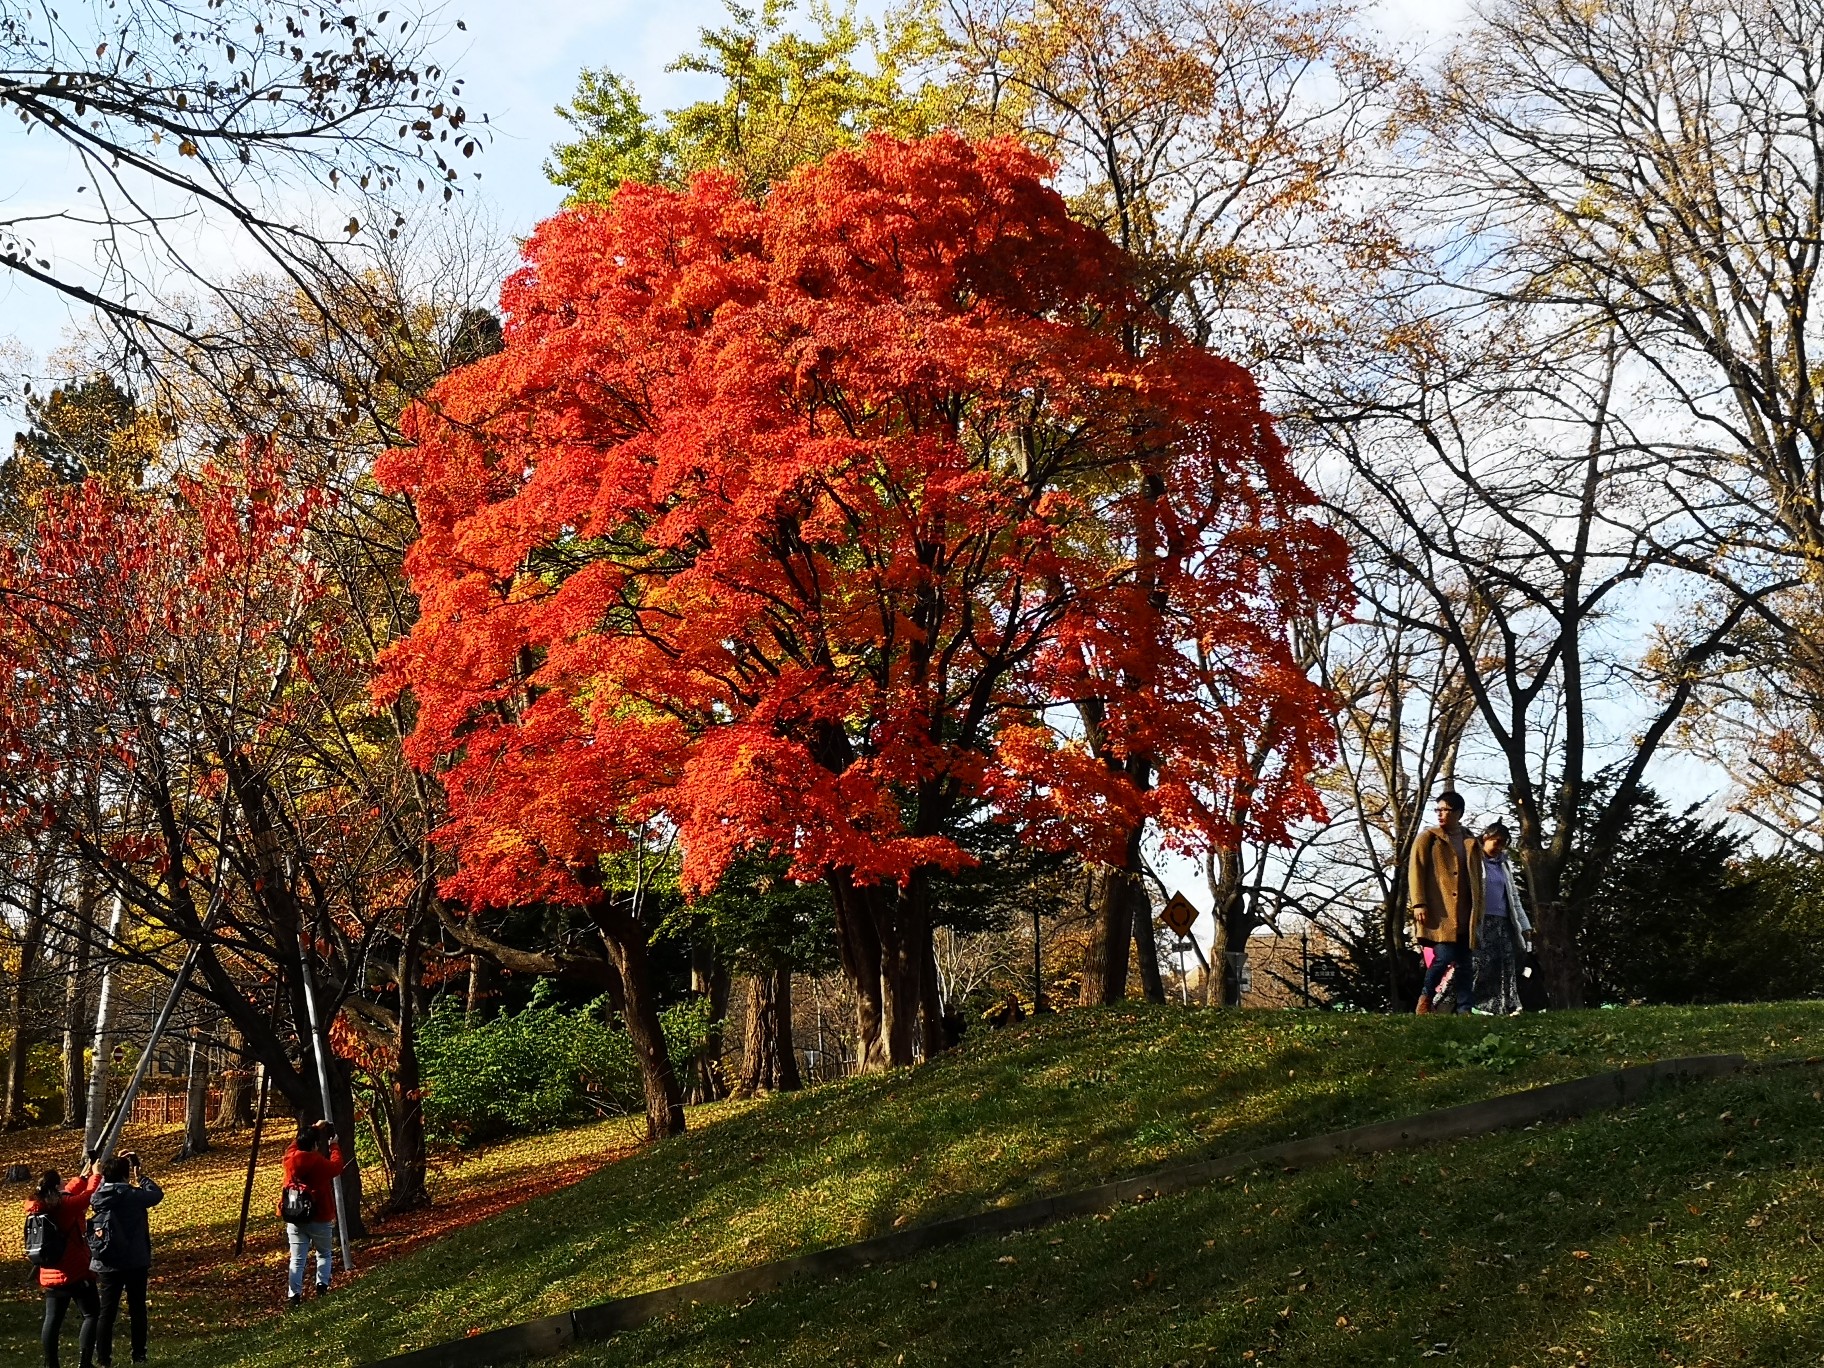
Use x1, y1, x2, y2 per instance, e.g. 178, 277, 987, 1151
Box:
418, 984, 639, 1145
418, 984, 721, 1145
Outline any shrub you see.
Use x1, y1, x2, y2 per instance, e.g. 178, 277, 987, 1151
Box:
418, 984, 724, 1145
418, 984, 640, 1145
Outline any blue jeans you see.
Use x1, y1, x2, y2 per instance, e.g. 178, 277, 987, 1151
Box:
1421, 940, 1474, 1012
286, 1221, 334, 1296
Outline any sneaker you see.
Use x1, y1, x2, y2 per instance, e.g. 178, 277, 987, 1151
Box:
1471, 1006, 1496, 1016
314, 1282, 332, 1298
1415, 996, 1432, 1015
286, 1294, 301, 1309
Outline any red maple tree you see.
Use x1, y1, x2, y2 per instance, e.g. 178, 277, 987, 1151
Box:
0, 445, 427, 1215
378, 133, 1348, 1080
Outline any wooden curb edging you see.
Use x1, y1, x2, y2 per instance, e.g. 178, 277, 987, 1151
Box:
366, 1052, 1746, 1368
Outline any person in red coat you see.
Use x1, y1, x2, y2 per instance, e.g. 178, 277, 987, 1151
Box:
26, 1159, 103, 1368
278, 1120, 347, 1307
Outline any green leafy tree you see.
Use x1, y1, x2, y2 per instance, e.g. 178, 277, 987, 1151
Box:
548, 0, 951, 200
11, 375, 158, 487
672, 858, 835, 1094
1572, 787, 1824, 1005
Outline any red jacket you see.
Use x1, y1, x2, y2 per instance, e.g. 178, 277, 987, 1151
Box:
278, 1142, 346, 1224
27, 1172, 103, 1288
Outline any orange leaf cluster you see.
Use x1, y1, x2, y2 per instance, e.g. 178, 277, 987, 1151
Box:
377, 133, 1348, 907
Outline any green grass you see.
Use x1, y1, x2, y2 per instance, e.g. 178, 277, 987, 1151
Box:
5, 1002, 1821, 1367
556, 1064, 1824, 1368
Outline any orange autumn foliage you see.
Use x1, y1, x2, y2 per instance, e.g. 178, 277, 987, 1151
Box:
377, 132, 1347, 915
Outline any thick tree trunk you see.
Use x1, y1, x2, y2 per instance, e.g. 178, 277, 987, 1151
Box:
830, 875, 887, 1071
1127, 867, 1166, 1004
688, 942, 730, 1105
877, 905, 926, 1070
1080, 861, 1135, 1006
219, 1069, 253, 1131
596, 899, 685, 1138
1532, 898, 1585, 1009
60, 873, 96, 1130
737, 969, 800, 1094
178, 1029, 211, 1158
830, 875, 933, 1072
1520, 848, 1583, 1009
386, 911, 429, 1213
218, 1025, 255, 1129
326, 1054, 368, 1237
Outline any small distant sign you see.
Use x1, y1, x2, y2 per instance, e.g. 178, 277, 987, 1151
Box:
1161, 892, 1199, 937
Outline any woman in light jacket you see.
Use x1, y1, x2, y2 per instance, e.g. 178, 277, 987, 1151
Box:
1472, 820, 1532, 1015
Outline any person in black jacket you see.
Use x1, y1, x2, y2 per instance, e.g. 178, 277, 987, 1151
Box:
88, 1153, 162, 1368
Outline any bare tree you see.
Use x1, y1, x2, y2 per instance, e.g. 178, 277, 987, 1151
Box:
1311, 321, 1744, 1005
1281, 548, 1483, 1009
1433, 0, 1824, 842
1, 0, 483, 352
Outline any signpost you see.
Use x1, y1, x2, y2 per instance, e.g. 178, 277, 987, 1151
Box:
1160, 892, 1198, 937
1160, 894, 1200, 1005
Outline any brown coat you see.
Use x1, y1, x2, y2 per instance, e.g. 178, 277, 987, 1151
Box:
1408, 823, 1486, 948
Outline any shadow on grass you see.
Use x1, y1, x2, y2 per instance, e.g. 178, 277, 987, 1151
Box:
557, 1065, 1824, 1368
128, 1000, 1824, 1368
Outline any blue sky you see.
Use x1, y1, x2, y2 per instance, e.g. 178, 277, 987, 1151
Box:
0, 0, 1474, 396
4, 0, 1550, 927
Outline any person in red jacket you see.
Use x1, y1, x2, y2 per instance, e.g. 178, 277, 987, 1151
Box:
26, 1159, 103, 1368
278, 1120, 347, 1307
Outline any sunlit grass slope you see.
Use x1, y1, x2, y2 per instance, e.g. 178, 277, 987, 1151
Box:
561, 1062, 1824, 1367
50, 1000, 1817, 1368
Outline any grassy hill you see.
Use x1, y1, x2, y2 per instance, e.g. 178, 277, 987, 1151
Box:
559, 1058, 1824, 1368
4, 1002, 1822, 1368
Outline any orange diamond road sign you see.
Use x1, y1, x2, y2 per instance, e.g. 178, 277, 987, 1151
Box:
1161, 892, 1199, 938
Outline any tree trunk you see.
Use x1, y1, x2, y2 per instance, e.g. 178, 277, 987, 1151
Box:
178, 1029, 210, 1158
2, 943, 40, 1127
60, 873, 96, 1130
830, 875, 934, 1072
688, 942, 730, 1105
326, 1053, 368, 1237
596, 899, 685, 1138
3, 849, 54, 1128
218, 1025, 255, 1129
918, 934, 944, 1060
1532, 897, 1584, 1009
1127, 867, 1166, 1004
464, 906, 498, 1023
1520, 848, 1583, 1008
83, 893, 126, 1155
1080, 861, 1136, 1005
386, 909, 429, 1213
877, 905, 926, 1070
737, 969, 800, 1094
830, 874, 887, 1071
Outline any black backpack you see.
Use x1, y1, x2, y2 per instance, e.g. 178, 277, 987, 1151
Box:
279, 1182, 314, 1225
84, 1207, 115, 1262
23, 1210, 66, 1270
